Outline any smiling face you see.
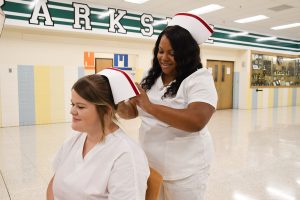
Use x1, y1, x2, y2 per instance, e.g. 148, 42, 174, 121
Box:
70, 89, 101, 134
157, 35, 177, 82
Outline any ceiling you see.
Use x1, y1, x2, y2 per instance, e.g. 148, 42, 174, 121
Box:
85, 0, 300, 40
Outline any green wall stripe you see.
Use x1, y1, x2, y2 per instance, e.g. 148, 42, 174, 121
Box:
48, 1, 73, 8
213, 32, 298, 49
3, 1, 32, 14
90, 7, 107, 13
49, 8, 73, 19
214, 27, 299, 43
214, 39, 299, 52
6, 14, 28, 21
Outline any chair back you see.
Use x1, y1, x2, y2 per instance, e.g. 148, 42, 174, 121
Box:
146, 167, 163, 200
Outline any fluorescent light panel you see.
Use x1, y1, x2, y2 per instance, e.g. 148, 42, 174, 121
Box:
235, 15, 269, 23
189, 4, 224, 15
124, 0, 149, 4
271, 23, 300, 30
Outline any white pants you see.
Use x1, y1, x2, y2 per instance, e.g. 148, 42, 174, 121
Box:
158, 166, 210, 200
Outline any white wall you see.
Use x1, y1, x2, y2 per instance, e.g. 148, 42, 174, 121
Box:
0, 27, 154, 70
0, 64, 19, 126
0, 26, 155, 127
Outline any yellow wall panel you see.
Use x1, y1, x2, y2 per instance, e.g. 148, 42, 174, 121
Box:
50, 67, 65, 123
278, 88, 283, 107
268, 89, 274, 108
34, 66, 51, 124
0, 93, 2, 127
297, 89, 300, 106
278, 89, 283, 107
287, 88, 292, 106
246, 88, 252, 109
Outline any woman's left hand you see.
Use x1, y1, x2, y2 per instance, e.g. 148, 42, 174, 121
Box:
135, 84, 154, 114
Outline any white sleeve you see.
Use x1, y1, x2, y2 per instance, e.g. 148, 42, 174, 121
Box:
186, 71, 218, 109
108, 153, 147, 200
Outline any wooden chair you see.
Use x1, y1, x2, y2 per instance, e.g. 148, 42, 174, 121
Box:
146, 167, 163, 200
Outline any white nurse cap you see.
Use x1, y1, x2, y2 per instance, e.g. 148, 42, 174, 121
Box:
167, 12, 213, 45
98, 68, 140, 104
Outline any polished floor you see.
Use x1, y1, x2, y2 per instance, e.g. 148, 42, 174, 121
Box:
0, 106, 299, 200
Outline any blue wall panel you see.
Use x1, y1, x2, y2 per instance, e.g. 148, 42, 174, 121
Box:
18, 65, 35, 125
233, 72, 239, 109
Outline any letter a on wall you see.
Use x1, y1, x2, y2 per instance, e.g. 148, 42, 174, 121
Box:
84, 51, 95, 70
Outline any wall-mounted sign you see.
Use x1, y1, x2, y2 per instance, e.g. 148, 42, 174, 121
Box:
1, 0, 298, 52
84, 51, 94, 70
2, 0, 168, 40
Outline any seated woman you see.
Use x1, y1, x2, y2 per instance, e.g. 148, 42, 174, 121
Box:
47, 70, 150, 200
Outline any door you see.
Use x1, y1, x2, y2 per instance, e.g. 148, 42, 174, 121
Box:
207, 60, 234, 109
95, 58, 113, 73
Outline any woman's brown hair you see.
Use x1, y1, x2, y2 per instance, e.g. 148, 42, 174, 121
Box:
72, 74, 117, 140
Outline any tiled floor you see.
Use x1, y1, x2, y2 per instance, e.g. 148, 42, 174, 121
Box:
0, 106, 299, 200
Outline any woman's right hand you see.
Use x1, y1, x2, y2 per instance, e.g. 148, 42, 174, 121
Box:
117, 98, 138, 119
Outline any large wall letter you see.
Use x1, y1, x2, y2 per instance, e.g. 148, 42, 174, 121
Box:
73, 3, 92, 30
29, 0, 54, 26
141, 14, 153, 37
108, 8, 126, 34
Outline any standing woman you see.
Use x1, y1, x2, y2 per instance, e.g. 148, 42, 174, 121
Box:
47, 71, 149, 200
118, 13, 217, 200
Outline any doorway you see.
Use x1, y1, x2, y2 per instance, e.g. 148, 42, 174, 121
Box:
207, 60, 234, 109
95, 58, 113, 73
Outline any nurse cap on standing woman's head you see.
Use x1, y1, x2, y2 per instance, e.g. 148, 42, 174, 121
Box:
167, 12, 214, 45
98, 68, 140, 104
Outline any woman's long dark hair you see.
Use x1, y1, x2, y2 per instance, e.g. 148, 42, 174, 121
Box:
141, 25, 202, 98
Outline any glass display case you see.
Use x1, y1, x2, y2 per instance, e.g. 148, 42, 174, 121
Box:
251, 51, 300, 87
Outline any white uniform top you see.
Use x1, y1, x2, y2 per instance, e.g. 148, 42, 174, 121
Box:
52, 128, 150, 200
138, 68, 217, 180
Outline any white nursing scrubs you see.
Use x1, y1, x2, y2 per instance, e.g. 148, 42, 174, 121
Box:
138, 68, 217, 200
52, 128, 150, 200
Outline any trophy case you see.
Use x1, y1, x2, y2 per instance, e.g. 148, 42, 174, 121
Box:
251, 51, 300, 87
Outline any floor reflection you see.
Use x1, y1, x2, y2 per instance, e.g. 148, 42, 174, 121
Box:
0, 106, 299, 200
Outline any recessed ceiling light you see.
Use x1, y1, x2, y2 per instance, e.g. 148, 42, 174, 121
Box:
124, 0, 149, 4
271, 23, 300, 30
257, 36, 277, 41
189, 4, 224, 15
234, 15, 269, 23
